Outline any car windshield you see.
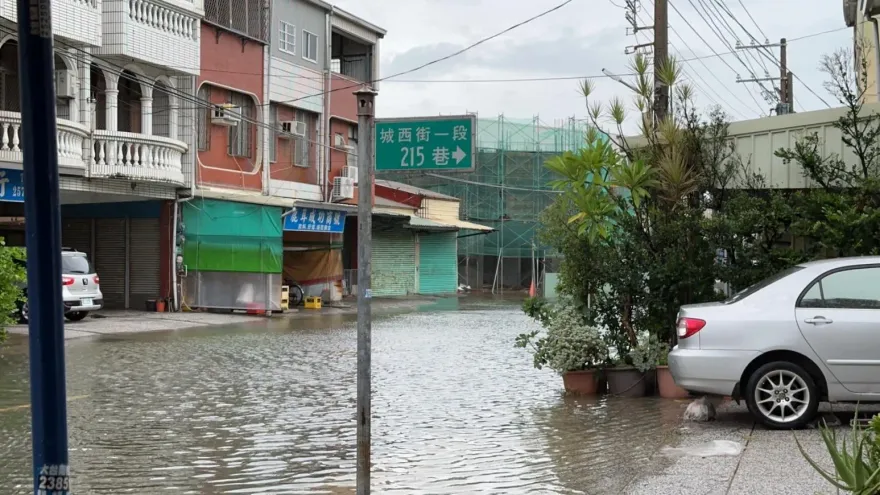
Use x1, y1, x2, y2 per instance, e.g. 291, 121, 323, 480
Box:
724, 265, 804, 304
61, 255, 92, 274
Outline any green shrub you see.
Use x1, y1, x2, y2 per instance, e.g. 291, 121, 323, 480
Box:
516, 299, 608, 375
0, 240, 26, 345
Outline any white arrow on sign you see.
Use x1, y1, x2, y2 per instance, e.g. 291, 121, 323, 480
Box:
452, 146, 467, 164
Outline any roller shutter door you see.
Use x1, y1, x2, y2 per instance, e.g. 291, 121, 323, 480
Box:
95, 219, 126, 309
417, 232, 458, 295
129, 218, 161, 310
371, 227, 415, 297
61, 218, 92, 256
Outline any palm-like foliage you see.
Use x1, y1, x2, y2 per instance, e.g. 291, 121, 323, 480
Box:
796, 413, 880, 494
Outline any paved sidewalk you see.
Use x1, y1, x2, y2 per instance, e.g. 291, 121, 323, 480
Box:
625, 401, 872, 495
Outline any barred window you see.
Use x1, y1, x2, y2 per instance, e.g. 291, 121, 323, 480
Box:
294, 110, 316, 168
197, 85, 210, 151
228, 91, 253, 158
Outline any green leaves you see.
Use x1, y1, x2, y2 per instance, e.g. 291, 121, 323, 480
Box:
0, 239, 25, 346
796, 413, 880, 495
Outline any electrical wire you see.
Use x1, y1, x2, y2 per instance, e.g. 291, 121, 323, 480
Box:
667, 0, 767, 114
271, 0, 574, 107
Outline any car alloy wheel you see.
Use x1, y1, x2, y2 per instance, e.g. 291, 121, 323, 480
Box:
20, 302, 28, 323
746, 361, 819, 429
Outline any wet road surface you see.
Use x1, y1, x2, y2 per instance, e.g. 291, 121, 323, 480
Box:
0, 297, 688, 494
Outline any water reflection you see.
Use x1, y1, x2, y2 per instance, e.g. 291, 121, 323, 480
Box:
0, 298, 686, 493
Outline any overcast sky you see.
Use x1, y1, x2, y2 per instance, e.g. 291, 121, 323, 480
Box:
332, 0, 851, 130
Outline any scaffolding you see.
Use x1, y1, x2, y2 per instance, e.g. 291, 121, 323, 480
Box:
378, 115, 588, 292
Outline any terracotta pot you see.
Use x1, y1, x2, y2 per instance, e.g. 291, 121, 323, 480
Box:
605, 367, 647, 397
656, 365, 690, 399
562, 370, 600, 395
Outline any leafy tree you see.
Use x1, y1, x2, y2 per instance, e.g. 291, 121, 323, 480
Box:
0, 238, 26, 345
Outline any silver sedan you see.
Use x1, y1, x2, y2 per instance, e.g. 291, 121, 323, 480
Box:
668, 256, 880, 429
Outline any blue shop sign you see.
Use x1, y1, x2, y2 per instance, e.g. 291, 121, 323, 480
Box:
0, 168, 24, 203
283, 207, 346, 233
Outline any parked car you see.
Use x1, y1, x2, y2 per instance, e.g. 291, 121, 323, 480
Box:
669, 256, 880, 429
16, 248, 104, 323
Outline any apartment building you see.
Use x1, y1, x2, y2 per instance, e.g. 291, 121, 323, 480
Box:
181, 0, 384, 309
0, 0, 201, 310
845, 0, 880, 102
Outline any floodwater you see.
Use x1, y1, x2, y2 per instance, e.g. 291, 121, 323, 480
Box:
0, 297, 687, 494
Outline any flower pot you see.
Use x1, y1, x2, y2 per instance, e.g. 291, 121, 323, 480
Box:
656, 365, 690, 399
562, 370, 600, 395
605, 367, 647, 397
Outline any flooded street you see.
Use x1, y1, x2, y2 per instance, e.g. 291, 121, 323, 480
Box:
0, 298, 687, 494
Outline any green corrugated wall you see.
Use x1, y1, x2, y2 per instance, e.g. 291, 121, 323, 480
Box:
417, 232, 458, 294
182, 198, 283, 273
372, 226, 415, 297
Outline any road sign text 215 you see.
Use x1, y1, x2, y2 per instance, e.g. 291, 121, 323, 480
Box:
401, 146, 425, 168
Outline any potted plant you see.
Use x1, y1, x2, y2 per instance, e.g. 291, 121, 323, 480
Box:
604, 333, 660, 398
517, 298, 609, 395
655, 349, 690, 399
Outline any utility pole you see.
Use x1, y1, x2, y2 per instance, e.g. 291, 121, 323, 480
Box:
17, 0, 72, 492
354, 86, 376, 495
736, 38, 794, 114
653, 0, 669, 121
624, 0, 668, 121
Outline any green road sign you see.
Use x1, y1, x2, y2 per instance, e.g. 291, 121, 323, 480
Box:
375, 115, 476, 172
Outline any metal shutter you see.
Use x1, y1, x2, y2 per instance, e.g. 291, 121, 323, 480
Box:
417, 232, 458, 295
95, 219, 126, 309
61, 219, 92, 256
371, 226, 415, 297
129, 218, 161, 310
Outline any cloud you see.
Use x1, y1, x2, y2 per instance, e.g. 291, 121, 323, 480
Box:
333, 0, 854, 128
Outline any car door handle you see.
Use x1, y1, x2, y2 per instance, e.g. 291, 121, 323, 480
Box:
804, 317, 833, 325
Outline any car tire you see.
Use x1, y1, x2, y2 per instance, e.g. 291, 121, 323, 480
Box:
65, 311, 89, 322
745, 361, 819, 430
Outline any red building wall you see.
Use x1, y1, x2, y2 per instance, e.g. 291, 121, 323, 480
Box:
269, 105, 319, 185
197, 23, 265, 191
375, 184, 422, 208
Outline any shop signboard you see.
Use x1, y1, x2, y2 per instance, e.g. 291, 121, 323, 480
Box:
283, 207, 346, 234
0, 168, 24, 203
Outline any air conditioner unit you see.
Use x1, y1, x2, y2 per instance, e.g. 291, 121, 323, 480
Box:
334, 133, 346, 147
211, 104, 240, 127
342, 165, 358, 183
54, 70, 75, 99
279, 120, 307, 137
343, 145, 357, 168
332, 176, 354, 201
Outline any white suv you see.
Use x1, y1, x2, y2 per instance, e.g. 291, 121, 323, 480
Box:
17, 248, 104, 323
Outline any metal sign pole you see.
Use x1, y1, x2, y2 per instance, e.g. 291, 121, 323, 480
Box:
16, 0, 71, 492
354, 87, 376, 495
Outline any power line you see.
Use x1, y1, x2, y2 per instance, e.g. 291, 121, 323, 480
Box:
667, 0, 767, 114
271, 0, 574, 107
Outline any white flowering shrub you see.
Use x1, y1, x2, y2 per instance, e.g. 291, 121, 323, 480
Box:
629, 333, 668, 373
516, 299, 608, 375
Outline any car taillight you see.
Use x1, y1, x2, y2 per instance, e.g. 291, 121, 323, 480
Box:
677, 317, 706, 339
62, 277, 74, 286
93, 275, 100, 284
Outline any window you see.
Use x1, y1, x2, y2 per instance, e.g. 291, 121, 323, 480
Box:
348, 124, 358, 145
294, 109, 315, 168
227, 92, 253, 158
197, 86, 210, 150
279, 21, 296, 54
269, 104, 278, 163
799, 267, 880, 309
302, 30, 318, 62
725, 265, 803, 304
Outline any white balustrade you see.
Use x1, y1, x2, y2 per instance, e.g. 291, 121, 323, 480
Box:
128, 0, 197, 41
0, 111, 88, 171
91, 130, 187, 185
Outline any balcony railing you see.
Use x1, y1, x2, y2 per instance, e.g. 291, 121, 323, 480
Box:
92, 131, 187, 185
0, 111, 89, 170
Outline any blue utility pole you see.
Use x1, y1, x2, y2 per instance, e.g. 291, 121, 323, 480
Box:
16, 0, 71, 492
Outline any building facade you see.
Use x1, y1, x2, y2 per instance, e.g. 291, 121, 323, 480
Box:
845, 0, 880, 103
0, 0, 202, 309
181, 0, 385, 309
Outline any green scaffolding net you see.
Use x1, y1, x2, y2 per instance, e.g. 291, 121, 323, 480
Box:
378, 115, 589, 289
